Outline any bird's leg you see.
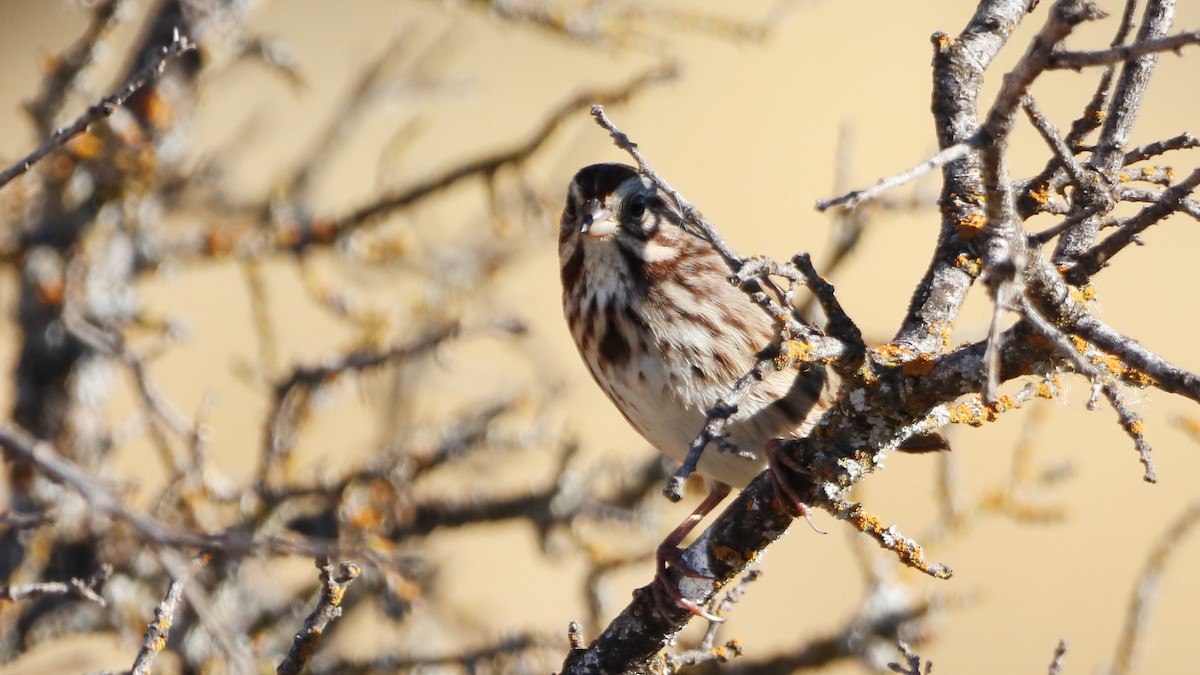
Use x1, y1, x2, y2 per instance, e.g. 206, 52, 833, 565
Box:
766, 439, 825, 534
653, 482, 730, 623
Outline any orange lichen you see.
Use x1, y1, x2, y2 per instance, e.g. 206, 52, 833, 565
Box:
135, 89, 175, 129
1070, 285, 1096, 303
947, 397, 1005, 426
1034, 379, 1059, 399
713, 545, 747, 568
67, 132, 102, 159
205, 227, 233, 256
1090, 352, 1126, 375
1028, 182, 1052, 205
845, 502, 949, 578
1069, 335, 1089, 353
149, 632, 169, 651
931, 321, 955, 350
33, 280, 64, 306
954, 253, 982, 275
347, 505, 382, 529
310, 219, 339, 244
874, 343, 912, 363
776, 339, 812, 369
956, 211, 987, 239
848, 504, 884, 534
1122, 369, 1156, 388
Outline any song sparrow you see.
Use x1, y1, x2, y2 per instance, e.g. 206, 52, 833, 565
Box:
559, 163, 831, 619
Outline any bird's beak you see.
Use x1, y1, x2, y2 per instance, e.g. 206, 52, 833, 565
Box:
580, 200, 616, 238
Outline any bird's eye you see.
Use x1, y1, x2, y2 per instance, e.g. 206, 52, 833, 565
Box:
625, 194, 647, 220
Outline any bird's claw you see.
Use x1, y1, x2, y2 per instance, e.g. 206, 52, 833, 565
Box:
766, 439, 825, 534
651, 542, 724, 623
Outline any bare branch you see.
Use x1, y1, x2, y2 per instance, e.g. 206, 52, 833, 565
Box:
1048, 30, 1200, 69
1070, 167, 1200, 279
888, 641, 931, 675
817, 139, 976, 212
130, 556, 208, 675
1055, 0, 1178, 263
591, 103, 745, 268
1019, 295, 1155, 482
1122, 132, 1200, 165
0, 564, 111, 605
330, 65, 676, 236
1048, 639, 1069, 675
276, 558, 362, 675
1110, 498, 1200, 675
0, 29, 197, 191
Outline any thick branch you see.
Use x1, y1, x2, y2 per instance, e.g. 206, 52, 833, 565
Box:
1054, 0, 1177, 264
892, 0, 1038, 353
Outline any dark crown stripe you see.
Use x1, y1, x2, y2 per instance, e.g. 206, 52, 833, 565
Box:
572, 163, 639, 202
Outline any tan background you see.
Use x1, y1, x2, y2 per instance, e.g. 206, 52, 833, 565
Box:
1, 1, 1199, 673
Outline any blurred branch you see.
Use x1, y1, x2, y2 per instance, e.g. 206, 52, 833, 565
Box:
259, 321, 525, 494
1048, 639, 1070, 675
0, 564, 110, 605
1109, 498, 1200, 675
23, 0, 123, 135
477, 0, 797, 45
129, 556, 207, 675
323, 631, 557, 673
328, 64, 677, 237
0, 29, 196, 191
0, 422, 373, 561
887, 641, 931, 675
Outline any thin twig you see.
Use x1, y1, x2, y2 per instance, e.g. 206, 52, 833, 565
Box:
276, 557, 362, 675
0, 564, 111, 605
1071, 167, 1200, 279
591, 104, 744, 269
1019, 296, 1155, 482
331, 65, 676, 234
1122, 132, 1200, 164
817, 138, 977, 211
0, 29, 196, 191
130, 556, 208, 675
1109, 498, 1200, 675
1048, 30, 1200, 69
888, 640, 930, 675
1048, 639, 1069, 675
0, 421, 406, 561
